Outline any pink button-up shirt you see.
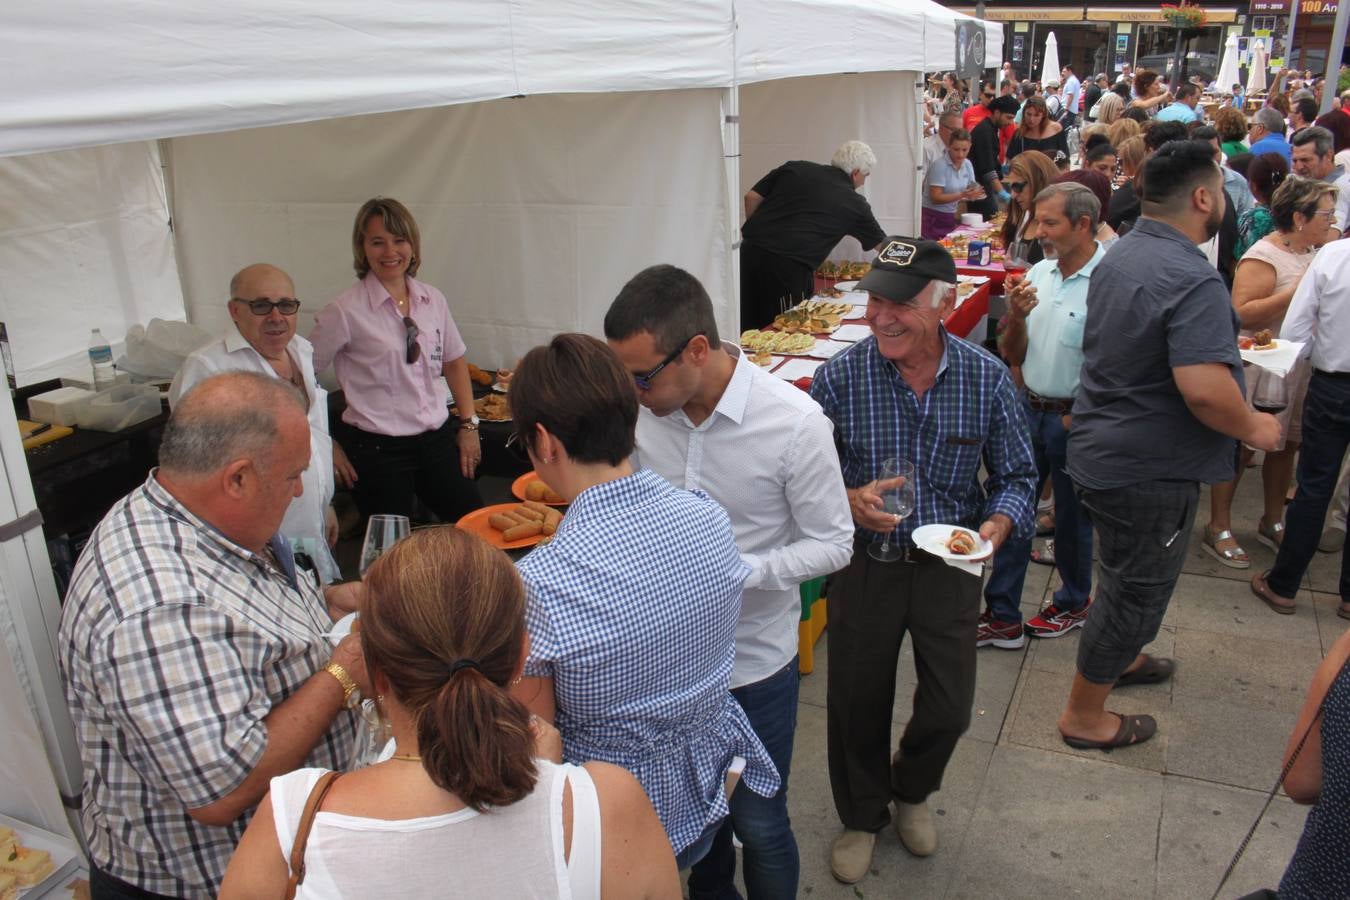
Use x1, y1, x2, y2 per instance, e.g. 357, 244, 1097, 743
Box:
310, 272, 467, 436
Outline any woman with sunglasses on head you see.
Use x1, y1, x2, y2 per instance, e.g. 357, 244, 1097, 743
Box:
1005, 97, 1068, 166
220, 526, 680, 899
507, 333, 779, 873
310, 197, 484, 525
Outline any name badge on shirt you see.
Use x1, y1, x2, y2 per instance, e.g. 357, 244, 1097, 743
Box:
432, 328, 444, 365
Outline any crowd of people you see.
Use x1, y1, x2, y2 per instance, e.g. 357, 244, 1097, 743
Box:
47, 56, 1350, 900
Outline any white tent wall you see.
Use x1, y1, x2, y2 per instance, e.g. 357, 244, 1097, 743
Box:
739, 71, 923, 263
0, 396, 80, 838
168, 89, 733, 367
0, 142, 186, 386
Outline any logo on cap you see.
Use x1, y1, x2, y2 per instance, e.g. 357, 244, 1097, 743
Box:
878, 240, 917, 267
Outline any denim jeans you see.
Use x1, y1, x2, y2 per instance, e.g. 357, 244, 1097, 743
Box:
985, 403, 1093, 623
1269, 371, 1350, 601
687, 658, 800, 900
675, 816, 725, 872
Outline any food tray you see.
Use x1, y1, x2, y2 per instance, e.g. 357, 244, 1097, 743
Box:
0, 812, 83, 899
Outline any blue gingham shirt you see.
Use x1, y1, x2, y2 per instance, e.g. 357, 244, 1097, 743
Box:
810, 330, 1037, 546
518, 468, 780, 854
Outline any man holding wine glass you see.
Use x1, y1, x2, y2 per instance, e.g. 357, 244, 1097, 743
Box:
810, 237, 1036, 885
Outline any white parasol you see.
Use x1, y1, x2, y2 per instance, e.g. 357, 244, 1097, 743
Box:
1040, 32, 1061, 86
1215, 32, 1241, 94
1247, 40, 1268, 96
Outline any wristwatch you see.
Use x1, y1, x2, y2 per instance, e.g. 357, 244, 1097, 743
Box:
460, 414, 480, 431
324, 662, 362, 709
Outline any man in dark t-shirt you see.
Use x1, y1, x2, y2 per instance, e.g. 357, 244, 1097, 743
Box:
969, 96, 1019, 220
740, 140, 886, 329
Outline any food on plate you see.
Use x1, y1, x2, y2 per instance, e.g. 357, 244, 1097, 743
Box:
817, 260, 839, 277
0, 871, 17, 900
1251, 329, 1277, 350
773, 305, 842, 334
0, 828, 12, 858
957, 282, 974, 297
466, 363, 495, 386
488, 502, 562, 540
524, 479, 566, 504
795, 300, 852, 317
819, 286, 843, 298
1237, 335, 1254, 350
750, 349, 774, 367
945, 529, 978, 556
740, 330, 815, 355
474, 394, 511, 421
0, 844, 55, 886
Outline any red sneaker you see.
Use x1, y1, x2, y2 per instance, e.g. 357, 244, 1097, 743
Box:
1025, 598, 1093, 638
977, 610, 1025, 649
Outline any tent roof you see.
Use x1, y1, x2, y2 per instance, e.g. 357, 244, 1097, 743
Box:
2, 0, 1000, 158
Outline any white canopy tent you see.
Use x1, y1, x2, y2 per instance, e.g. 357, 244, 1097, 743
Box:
0, 0, 999, 845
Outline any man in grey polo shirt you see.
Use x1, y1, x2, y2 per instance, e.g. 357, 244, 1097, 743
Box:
1058, 141, 1281, 751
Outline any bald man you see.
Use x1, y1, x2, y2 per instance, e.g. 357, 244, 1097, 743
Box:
171, 263, 340, 582
61, 371, 368, 899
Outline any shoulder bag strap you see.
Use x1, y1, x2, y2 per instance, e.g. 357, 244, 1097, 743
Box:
285, 771, 342, 900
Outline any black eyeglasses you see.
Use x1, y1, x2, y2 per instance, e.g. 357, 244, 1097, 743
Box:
403, 316, 422, 364
1006, 181, 1027, 194
634, 333, 703, 390
232, 297, 301, 316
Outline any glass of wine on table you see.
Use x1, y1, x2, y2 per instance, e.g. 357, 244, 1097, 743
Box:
869, 457, 916, 563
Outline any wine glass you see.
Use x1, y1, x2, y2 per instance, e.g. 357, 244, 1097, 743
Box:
869, 458, 916, 563
359, 514, 411, 576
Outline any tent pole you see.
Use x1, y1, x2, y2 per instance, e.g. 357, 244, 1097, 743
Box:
1318, 0, 1348, 115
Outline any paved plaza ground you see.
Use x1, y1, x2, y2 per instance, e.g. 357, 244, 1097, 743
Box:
784, 472, 1340, 899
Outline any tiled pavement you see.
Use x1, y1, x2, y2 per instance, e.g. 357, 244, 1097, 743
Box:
786, 474, 1340, 900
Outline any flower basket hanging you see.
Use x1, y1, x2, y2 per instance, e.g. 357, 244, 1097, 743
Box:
1160, 3, 1208, 28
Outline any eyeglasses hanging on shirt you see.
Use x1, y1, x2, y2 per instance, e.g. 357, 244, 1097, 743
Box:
403, 316, 422, 364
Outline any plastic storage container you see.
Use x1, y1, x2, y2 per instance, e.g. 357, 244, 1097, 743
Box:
76, 384, 162, 432
27, 386, 99, 426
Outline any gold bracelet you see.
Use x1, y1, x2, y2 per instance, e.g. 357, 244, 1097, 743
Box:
323, 662, 361, 709
459, 422, 479, 432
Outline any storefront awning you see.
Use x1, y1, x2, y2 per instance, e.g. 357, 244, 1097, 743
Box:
949, 7, 1238, 23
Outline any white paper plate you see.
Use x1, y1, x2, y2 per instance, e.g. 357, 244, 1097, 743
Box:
0, 812, 82, 899
804, 339, 854, 359
912, 523, 994, 562
771, 357, 824, 381
834, 280, 859, 291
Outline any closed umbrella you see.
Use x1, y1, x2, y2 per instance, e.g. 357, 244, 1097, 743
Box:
1247, 40, 1268, 96
1216, 33, 1241, 94
1040, 31, 1061, 86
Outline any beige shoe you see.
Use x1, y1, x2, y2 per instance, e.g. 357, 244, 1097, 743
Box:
895, 800, 938, 857
1320, 527, 1346, 553
830, 829, 876, 884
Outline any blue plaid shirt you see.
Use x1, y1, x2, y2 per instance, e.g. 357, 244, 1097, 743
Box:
517, 468, 779, 854
810, 330, 1036, 546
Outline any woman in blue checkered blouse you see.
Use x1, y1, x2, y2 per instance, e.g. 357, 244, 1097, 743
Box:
508, 334, 781, 870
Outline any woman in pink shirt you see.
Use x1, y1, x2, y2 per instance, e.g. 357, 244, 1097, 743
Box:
310, 198, 484, 523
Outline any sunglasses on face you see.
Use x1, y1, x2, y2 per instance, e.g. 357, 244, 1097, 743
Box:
634, 333, 703, 391
1006, 181, 1027, 194
233, 297, 301, 316
403, 316, 422, 364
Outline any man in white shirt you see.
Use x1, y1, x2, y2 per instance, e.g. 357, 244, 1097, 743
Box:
605, 265, 854, 900
924, 111, 963, 170
1253, 239, 1350, 618
1060, 66, 1082, 127
169, 263, 340, 582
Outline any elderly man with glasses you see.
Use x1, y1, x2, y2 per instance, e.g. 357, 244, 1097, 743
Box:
170, 263, 340, 582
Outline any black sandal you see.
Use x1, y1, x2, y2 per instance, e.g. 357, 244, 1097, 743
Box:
1114, 655, 1176, 687
1062, 712, 1157, 752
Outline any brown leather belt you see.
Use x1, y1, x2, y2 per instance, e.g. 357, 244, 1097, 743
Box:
1025, 390, 1073, 414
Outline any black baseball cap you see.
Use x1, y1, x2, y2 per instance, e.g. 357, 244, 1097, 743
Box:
857, 237, 957, 303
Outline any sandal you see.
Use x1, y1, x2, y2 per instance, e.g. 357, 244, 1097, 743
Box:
1115, 654, 1176, 687
1201, 527, 1250, 570
1256, 519, 1285, 552
1250, 569, 1297, 615
1061, 712, 1157, 752
1030, 539, 1056, 566
1036, 509, 1056, 536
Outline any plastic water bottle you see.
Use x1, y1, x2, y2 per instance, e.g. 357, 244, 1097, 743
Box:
88, 328, 115, 390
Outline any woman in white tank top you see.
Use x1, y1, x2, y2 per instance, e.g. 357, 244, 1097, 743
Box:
219, 527, 679, 899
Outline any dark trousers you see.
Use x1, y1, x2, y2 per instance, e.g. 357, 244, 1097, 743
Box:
90, 866, 183, 900
1269, 371, 1350, 601
985, 403, 1093, 622
688, 658, 800, 900
1074, 479, 1198, 684
827, 542, 980, 831
739, 242, 814, 331
337, 419, 483, 523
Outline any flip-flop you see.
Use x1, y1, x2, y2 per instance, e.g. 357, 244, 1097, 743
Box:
1250, 570, 1296, 615
1114, 655, 1176, 687
1030, 539, 1055, 566
1061, 712, 1157, 752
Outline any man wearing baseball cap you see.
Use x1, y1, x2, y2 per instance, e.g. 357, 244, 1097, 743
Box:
810, 237, 1036, 884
